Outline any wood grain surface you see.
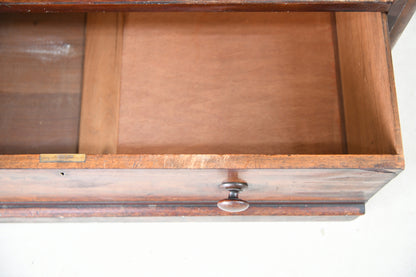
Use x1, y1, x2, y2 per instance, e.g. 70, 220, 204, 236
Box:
0, 14, 85, 154
0, 12, 405, 219
0, 154, 404, 169
0, 168, 399, 202
335, 12, 403, 155
78, 13, 123, 154
118, 12, 344, 155
0, 94, 81, 154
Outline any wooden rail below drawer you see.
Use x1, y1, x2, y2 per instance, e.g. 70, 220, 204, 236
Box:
0, 202, 365, 220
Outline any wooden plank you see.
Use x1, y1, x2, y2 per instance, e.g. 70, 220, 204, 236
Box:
389, 0, 416, 45
118, 12, 344, 155
335, 12, 403, 155
0, 168, 399, 202
78, 13, 124, 154
0, 1, 391, 13
0, 154, 404, 169
0, 202, 365, 218
0, 14, 85, 154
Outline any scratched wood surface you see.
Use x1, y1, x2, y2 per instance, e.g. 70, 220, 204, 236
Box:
0, 14, 85, 154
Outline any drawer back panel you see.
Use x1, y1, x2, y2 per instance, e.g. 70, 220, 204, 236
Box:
116, 12, 345, 155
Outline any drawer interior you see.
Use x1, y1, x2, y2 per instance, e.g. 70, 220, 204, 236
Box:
0, 12, 400, 155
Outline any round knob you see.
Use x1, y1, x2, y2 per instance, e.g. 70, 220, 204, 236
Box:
217, 182, 249, 213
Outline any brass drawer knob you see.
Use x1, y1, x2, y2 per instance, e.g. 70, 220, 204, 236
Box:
217, 182, 249, 213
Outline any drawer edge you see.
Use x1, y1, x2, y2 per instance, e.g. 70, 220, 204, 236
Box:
0, 154, 404, 170
0, 1, 391, 13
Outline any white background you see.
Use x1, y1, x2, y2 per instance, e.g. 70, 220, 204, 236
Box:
0, 14, 415, 277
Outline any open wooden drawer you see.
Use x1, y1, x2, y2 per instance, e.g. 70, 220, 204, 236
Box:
0, 11, 404, 220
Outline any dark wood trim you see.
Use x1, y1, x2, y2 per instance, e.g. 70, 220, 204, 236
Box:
389, 0, 409, 28
0, 202, 365, 218
0, 0, 413, 47
389, 0, 416, 46
0, 154, 404, 169
0, 1, 391, 13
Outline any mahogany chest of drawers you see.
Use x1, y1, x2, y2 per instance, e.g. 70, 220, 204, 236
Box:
0, 0, 414, 220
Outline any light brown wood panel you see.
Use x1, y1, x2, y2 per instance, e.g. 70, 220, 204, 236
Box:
118, 12, 345, 155
335, 12, 403, 154
78, 13, 124, 154
0, 168, 399, 202
0, 14, 85, 154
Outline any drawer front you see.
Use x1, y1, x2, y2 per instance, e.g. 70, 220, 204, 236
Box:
0, 168, 397, 202
0, 168, 397, 218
